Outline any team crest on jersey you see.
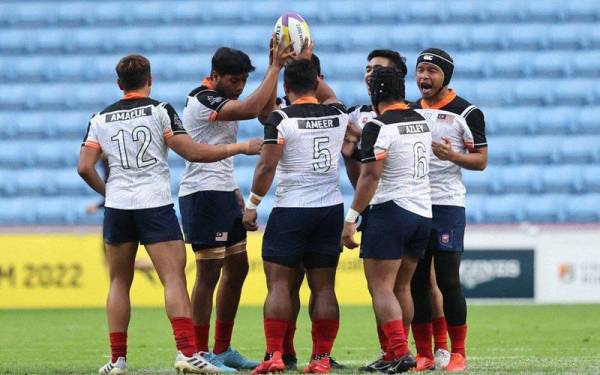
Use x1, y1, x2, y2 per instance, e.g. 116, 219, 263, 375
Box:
441, 233, 450, 244
362, 117, 369, 124
215, 232, 228, 241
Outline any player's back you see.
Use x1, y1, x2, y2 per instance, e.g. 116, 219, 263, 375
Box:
361, 105, 432, 218
264, 101, 349, 208
82, 95, 185, 209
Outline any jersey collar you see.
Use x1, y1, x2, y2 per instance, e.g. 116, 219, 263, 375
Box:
292, 96, 319, 105
122, 92, 147, 100
419, 89, 456, 109
380, 102, 409, 114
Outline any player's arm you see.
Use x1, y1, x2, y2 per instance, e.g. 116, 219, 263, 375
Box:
342, 122, 385, 248
215, 37, 292, 122
433, 108, 488, 171
242, 112, 285, 231
77, 145, 105, 196
258, 85, 278, 124
167, 134, 261, 163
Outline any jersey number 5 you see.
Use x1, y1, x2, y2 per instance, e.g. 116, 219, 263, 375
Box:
413, 142, 428, 179
313, 136, 332, 172
111, 126, 157, 169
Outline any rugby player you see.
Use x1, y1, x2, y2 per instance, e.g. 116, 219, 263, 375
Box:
177, 39, 293, 370
242, 59, 349, 374
260, 49, 345, 371
343, 49, 408, 187
410, 48, 488, 372
77, 54, 261, 375
342, 67, 433, 374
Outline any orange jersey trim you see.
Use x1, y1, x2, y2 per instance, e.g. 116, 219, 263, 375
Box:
420, 89, 457, 109
122, 92, 148, 100
375, 150, 387, 160
292, 96, 319, 105
380, 102, 410, 114
163, 129, 174, 140
277, 136, 285, 145
209, 111, 219, 122
202, 77, 216, 90
84, 140, 101, 150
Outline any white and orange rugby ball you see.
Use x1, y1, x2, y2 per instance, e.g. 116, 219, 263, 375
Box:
273, 12, 311, 55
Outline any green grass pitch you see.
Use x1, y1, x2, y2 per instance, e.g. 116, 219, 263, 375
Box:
1, 305, 599, 374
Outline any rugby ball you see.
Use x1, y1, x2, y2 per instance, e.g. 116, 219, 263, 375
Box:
273, 12, 311, 55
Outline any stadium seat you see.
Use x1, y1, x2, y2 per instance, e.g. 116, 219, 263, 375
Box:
572, 51, 600, 77
34, 141, 81, 167
130, 2, 173, 24
582, 166, 600, 192
530, 53, 570, 78
446, 1, 482, 23
367, 1, 403, 22
523, 1, 565, 22
0, 170, 17, 195
547, 24, 587, 50
533, 108, 575, 135
578, 108, 600, 134
454, 53, 489, 78
482, 195, 525, 223
324, 1, 366, 23
523, 194, 565, 223
52, 169, 91, 196
558, 136, 600, 163
0, 142, 34, 167
487, 137, 517, 165
474, 81, 513, 106
564, 194, 600, 222
15, 170, 53, 196
465, 194, 484, 223
517, 136, 560, 164
406, 1, 447, 23
540, 165, 583, 193
513, 80, 552, 106
499, 165, 542, 193
502, 25, 547, 50
463, 169, 496, 194
427, 26, 469, 51
481, 1, 524, 22
493, 108, 534, 135
564, 1, 600, 22
35, 197, 78, 224
0, 198, 36, 225
55, 2, 94, 25
490, 52, 528, 78
553, 80, 594, 105
468, 26, 503, 50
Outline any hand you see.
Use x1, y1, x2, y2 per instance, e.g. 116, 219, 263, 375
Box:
244, 138, 263, 155
341, 222, 359, 249
270, 34, 295, 68
242, 208, 259, 231
293, 39, 314, 60
432, 137, 455, 161
85, 203, 99, 215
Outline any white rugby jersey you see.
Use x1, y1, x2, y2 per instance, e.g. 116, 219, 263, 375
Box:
413, 90, 488, 207
361, 103, 432, 218
179, 81, 238, 196
82, 94, 187, 209
347, 104, 376, 130
263, 97, 349, 208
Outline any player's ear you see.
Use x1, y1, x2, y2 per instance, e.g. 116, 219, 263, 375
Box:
117, 79, 124, 91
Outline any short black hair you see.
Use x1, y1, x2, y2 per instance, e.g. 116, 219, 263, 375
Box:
284, 59, 318, 95
311, 53, 322, 76
211, 47, 255, 76
370, 67, 405, 109
367, 49, 407, 78
116, 54, 151, 91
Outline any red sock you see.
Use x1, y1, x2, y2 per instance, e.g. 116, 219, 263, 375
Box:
264, 318, 288, 354
170, 317, 196, 357
312, 319, 339, 356
382, 320, 408, 360
377, 325, 388, 353
194, 324, 210, 352
213, 320, 234, 354
447, 324, 467, 357
283, 321, 297, 357
432, 317, 448, 351
109, 332, 127, 363
412, 322, 433, 359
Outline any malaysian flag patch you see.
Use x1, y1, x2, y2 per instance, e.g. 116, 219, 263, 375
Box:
215, 232, 228, 241
437, 113, 454, 124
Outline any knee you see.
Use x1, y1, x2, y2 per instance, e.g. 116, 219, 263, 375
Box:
197, 267, 221, 289
436, 273, 461, 293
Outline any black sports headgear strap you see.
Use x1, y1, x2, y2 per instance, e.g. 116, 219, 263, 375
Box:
417, 48, 454, 87
369, 67, 405, 112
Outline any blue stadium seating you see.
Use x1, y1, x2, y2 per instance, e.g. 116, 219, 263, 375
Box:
1, 0, 599, 224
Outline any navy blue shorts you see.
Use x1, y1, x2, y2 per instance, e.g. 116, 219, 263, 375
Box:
179, 190, 246, 249
103, 204, 183, 245
262, 204, 344, 269
360, 201, 432, 260
428, 205, 466, 252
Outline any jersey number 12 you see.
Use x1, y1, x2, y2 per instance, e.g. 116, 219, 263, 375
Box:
111, 126, 157, 169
